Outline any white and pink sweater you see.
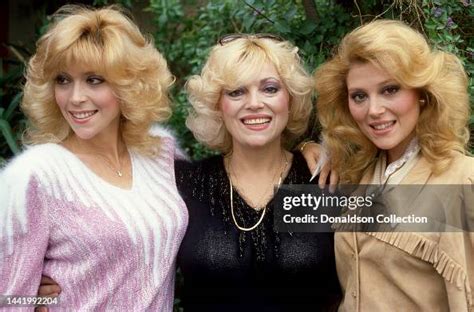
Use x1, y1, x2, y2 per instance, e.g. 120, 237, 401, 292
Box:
0, 132, 188, 311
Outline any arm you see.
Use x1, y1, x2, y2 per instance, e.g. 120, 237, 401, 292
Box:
0, 163, 50, 301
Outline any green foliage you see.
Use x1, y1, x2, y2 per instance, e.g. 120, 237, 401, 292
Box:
0, 0, 473, 164
93, 0, 135, 8
0, 54, 25, 166
0, 8, 52, 167
145, 0, 473, 156
148, 0, 358, 158
423, 0, 474, 134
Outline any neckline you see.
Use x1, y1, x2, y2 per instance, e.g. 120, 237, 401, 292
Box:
376, 137, 420, 185
220, 152, 295, 211
52, 143, 136, 192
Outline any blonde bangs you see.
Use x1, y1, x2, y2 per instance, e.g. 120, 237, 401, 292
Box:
55, 41, 105, 77
215, 42, 270, 91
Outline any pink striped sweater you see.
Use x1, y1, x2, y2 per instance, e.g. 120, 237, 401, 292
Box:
0, 132, 188, 311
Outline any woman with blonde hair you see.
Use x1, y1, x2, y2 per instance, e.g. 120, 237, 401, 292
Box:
314, 19, 473, 310
0, 5, 187, 310
175, 34, 340, 310
35, 31, 340, 310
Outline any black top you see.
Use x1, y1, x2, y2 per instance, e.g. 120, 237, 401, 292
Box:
175, 153, 341, 311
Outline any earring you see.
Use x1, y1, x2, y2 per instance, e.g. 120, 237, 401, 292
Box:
419, 99, 426, 105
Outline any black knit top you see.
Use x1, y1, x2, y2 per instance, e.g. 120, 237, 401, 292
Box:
175, 152, 341, 311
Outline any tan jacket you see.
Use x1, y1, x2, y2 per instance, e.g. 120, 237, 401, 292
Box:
336, 154, 474, 312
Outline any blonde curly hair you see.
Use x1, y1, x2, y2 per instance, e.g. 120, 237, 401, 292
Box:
21, 5, 174, 155
315, 19, 470, 183
185, 35, 314, 153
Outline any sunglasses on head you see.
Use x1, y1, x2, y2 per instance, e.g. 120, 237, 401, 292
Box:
218, 33, 284, 46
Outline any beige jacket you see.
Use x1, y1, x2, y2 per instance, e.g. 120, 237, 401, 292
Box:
336, 154, 474, 312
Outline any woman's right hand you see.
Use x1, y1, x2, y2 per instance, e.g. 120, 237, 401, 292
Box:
38, 275, 61, 296
35, 275, 61, 312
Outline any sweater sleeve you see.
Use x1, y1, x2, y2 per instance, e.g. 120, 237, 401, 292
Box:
0, 157, 50, 301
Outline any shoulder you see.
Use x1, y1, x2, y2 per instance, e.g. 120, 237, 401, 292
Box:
175, 154, 223, 192
437, 153, 474, 183
292, 151, 309, 170
174, 158, 193, 182
175, 154, 222, 178
192, 154, 223, 175
452, 153, 474, 172
0, 144, 60, 240
1, 143, 62, 181
0, 144, 69, 204
452, 153, 474, 183
149, 124, 187, 160
149, 124, 176, 140
409, 153, 474, 184
0, 143, 86, 208
287, 151, 315, 184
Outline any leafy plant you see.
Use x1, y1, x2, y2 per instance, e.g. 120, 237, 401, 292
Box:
423, 0, 474, 143
147, 0, 359, 158
146, 0, 473, 156
1, 0, 473, 164
0, 48, 27, 166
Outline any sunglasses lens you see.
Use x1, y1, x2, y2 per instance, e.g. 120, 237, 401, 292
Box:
256, 34, 283, 41
218, 33, 283, 45
219, 34, 243, 45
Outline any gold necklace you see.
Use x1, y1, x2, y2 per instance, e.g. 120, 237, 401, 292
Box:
95, 153, 124, 177
227, 152, 289, 232
231, 157, 281, 209
70, 135, 126, 177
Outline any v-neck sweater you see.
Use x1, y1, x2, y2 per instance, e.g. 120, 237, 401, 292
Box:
0, 132, 188, 311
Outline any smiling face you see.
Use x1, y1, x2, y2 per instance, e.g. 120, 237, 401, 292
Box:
347, 62, 420, 163
54, 64, 121, 141
219, 62, 290, 151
